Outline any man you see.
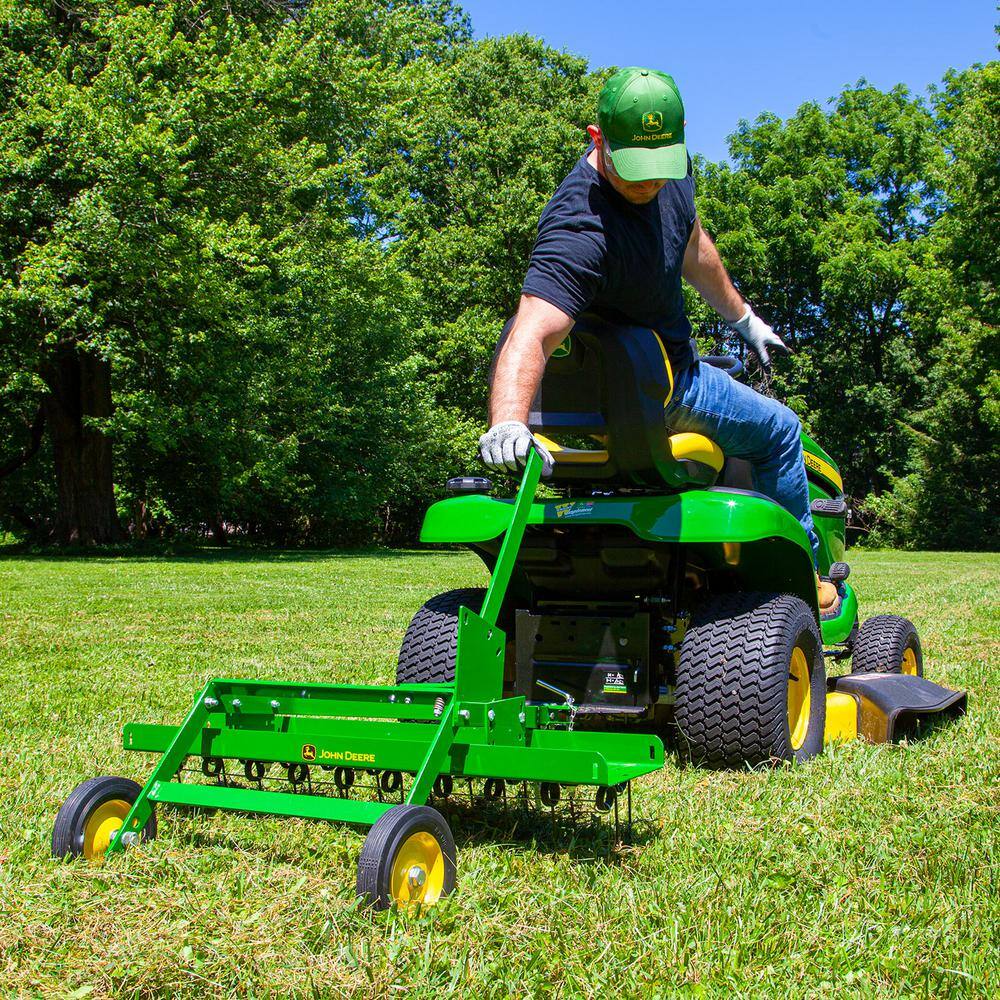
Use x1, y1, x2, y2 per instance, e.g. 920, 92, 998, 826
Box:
479, 66, 839, 614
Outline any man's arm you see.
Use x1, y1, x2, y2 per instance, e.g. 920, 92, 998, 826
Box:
489, 294, 575, 424
682, 218, 789, 368
479, 294, 574, 475
681, 218, 745, 322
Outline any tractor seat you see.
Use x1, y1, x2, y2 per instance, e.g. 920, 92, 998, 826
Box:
491, 313, 725, 489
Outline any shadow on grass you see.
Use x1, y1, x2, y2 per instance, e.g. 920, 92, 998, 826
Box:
161, 774, 659, 868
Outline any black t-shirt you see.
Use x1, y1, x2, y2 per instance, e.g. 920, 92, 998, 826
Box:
522, 149, 698, 370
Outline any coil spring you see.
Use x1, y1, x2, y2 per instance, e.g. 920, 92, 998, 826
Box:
433, 696, 445, 717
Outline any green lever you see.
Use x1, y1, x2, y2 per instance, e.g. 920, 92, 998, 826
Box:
479, 446, 542, 626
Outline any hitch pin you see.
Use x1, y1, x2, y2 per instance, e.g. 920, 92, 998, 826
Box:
536, 679, 574, 706
536, 680, 578, 732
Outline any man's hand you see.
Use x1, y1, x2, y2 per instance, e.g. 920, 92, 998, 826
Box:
479, 421, 554, 478
728, 305, 790, 370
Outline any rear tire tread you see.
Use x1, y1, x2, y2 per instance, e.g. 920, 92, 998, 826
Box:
674, 592, 824, 769
396, 588, 485, 685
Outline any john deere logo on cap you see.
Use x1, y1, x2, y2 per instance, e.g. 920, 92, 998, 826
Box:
642, 111, 663, 133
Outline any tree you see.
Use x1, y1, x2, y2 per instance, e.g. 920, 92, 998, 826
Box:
863, 62, 999, 548
691, 83, 948, 506
358, 34, 603, 483
0, 0, 466, 543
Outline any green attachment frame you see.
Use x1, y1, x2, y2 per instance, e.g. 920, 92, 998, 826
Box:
108, 449, 663, 852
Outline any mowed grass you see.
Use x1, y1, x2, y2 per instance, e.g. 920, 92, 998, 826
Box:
0, 548, 997, 998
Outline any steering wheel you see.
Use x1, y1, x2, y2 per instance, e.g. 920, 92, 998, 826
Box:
701, 355, 746, 381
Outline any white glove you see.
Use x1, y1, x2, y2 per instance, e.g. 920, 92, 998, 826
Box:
728, 305, 790, 370
478, 421, 554, 477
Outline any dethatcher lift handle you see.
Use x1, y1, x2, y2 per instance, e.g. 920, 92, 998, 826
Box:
479, 446, 543, 627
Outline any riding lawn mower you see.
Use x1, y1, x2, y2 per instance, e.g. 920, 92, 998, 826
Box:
51, 315, 967, 909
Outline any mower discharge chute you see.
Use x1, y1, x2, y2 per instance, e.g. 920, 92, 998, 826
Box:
51, 314, 966, 909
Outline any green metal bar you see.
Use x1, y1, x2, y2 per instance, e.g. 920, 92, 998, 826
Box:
123, 718, 665, 786
126, 717, 443, 750
405, 700, 457, 805
148, 781, 394, 826
181, 679, 453, 722
479, 447, 542, 626
127, 720, 446, 774
107, 679, 215, 856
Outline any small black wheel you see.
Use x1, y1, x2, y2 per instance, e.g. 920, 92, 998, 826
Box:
379, 770, 403, 794
52, 776, 156, 860
595, 786, 617, 813
433, 774, 453, 799
851, 615, 923, 676
539, 782, 561, 807
482, 778, 505, 802
357, 805, 456, 910
334, 767, 356, 791
244, 760, 266, 782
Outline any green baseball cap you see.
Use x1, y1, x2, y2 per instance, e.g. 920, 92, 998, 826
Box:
598, 67, 687, 182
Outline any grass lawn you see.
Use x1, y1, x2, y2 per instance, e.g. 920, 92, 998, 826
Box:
1, 547, 997, 998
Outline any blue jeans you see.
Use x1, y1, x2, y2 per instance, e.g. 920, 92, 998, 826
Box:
665, 361, 820, 565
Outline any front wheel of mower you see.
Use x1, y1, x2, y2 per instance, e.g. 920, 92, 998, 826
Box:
673, 592, 826, 769
357, 805, 456, 910
52, 776, 156, 860
851, 615, 923, 676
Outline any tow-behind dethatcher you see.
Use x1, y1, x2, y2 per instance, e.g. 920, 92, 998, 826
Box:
53, 316, 966, 909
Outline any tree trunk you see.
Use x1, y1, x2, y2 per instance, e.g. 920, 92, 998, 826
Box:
42, 346, 126, 545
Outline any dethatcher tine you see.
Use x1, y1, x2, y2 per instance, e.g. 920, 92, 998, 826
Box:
52, 315, 967, 909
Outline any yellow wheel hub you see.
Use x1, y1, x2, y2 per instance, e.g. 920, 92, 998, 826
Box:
787, 647, 811, 751
389, 831, 445, 906
83, 798, 131, 860
902, 647, 918, 675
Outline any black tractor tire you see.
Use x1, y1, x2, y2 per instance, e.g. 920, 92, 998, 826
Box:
396, 588, 486, 685
674, 592, 826, 769
851, 615, 923, 677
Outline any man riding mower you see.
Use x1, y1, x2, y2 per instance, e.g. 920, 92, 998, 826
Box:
466, 65, 966, 762
480, 65, 840, 616
49, 67, 965, 909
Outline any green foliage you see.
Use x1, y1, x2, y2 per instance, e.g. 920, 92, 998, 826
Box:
693, 84, 946, 494
365, 34, 602, 487
860, 64, 1000, 549
0, 0, 466, 542
0, 3, 995, 548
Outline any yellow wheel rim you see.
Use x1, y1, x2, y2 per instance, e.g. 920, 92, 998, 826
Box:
389, 831, 445, 906
787, 647, 811, 752
83, 798, 131, 860
902, 646, 918, 676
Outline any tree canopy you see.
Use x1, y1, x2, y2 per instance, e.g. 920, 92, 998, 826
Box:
0, 1, 996, 549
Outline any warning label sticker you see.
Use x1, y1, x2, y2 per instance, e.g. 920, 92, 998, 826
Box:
603, 670, 628, 694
